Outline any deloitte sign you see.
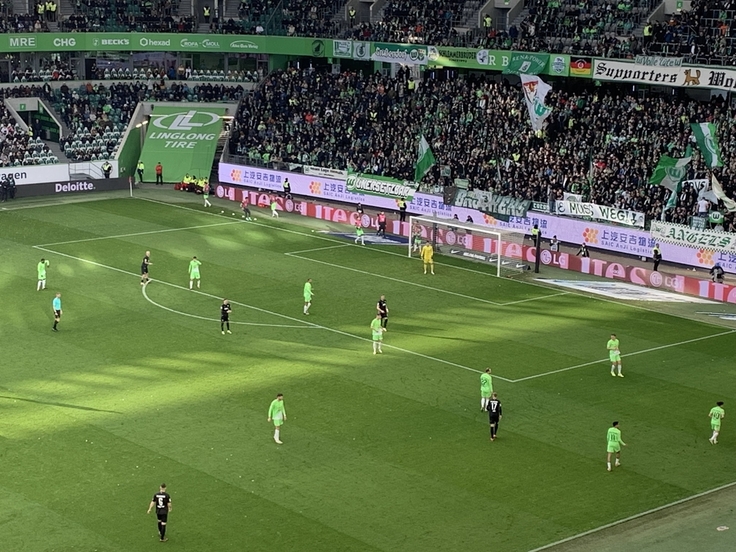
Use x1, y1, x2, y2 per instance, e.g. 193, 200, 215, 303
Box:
140, 107, 226, 182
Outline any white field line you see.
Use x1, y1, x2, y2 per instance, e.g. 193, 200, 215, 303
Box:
283, 244, 351, 256
135, 197, 736, 329
285, 252, 503, 306
527, 480, 736, 552
141, 284, 313, 329
0, 193, 133, 212
35, 220, 244, 247
499, 292, 570, 306
34, 245, 499, 381
510, 329, 736, 383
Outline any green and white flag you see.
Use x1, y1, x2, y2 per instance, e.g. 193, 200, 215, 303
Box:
648, 154, 691, 191
712, 174, 736, 213
691, 123, 723, 168
663, 182, 681, 213
520, 74, 553, 131
414, 135, 436, 182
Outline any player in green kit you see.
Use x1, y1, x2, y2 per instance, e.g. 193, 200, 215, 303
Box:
303, 278, 313, 315
480, 368, 493, 410
606, 421, 626, 471
188, 256, 202, 289
267, 393, 286, 444
355, 224, 365, 245
37, 258, 50, 291
371, 313, 385, 354
607, 333, 623, 377
709, 401, 725, 444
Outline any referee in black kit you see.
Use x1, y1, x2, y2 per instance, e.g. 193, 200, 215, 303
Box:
221, 299, 232, 334
377, 295, 389, 330
487, 393, 503, 441
147, 483, 172, 542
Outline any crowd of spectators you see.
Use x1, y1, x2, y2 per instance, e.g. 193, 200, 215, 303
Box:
0, 12, 50, 33
9, 59, 76, 82
0, 99, 51, 167
62, 0, 195, 32
642, 0, 736, 66
342, 0, 471, 46
89, 63, 260, 83
229, 67, 736, 228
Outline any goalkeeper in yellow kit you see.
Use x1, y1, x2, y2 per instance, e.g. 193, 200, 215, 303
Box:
420, 242, 435, 275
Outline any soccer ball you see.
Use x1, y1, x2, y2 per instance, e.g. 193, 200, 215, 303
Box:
242, 215, 245, 218
220, 210, 224, 214
232, 213, 236, 216
253, 218, 257, 221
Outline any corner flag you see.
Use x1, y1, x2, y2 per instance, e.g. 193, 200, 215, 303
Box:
414, 135, 436, 182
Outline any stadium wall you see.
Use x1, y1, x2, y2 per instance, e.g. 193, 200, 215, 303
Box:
212, 183, 736, 305
217, 163, 736, 275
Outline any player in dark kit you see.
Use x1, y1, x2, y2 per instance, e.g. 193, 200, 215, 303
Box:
486, 393, 503, 441
221, 299, 232, 334
147, 483, 172, 542
377, 295, 389, 330
140, 250, 152, 285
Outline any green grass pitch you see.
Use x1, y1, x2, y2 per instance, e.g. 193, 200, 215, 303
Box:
1, 195, 735, 551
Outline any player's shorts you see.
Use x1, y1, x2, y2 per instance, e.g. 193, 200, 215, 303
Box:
422, 259, 434, 264
54, 310, 61, 318
372, 332, 383, 342
711, 421, 721, 431
272, 417, 284, 427
38, 275, 46, 280
481, 390, 492, 398
606, 444, 621, 454
489, 416, 500, 425
190, 271, 200, 279
221, 315, 229, 322
304, 294, 312, 303
141, 266, 149, 274
156, 513, 168, 523
609, 352, 621, 363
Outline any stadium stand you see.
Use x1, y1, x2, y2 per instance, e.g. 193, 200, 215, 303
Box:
228, 67, 736, 227
0, 97, 54, 167
61, 0, 195, 32
220, 0, 343, 36
55, 81, 244, 161
88, 64, 260, 83
0, 12, 50, 32
645, 0, 736, 66
10, 58, 76, 82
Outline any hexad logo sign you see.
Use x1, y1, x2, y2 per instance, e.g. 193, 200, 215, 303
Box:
230, 169, 242, 182
482, 213, 498, 225
151, 110, 220, 131
582, 227, 599, 244
696, 249, 714, 265
309, 181, 322, 194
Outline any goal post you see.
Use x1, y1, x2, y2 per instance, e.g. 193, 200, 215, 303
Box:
408, 215, 531, 277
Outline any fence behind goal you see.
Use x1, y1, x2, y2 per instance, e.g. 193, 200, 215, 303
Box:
408, 216, 531, 277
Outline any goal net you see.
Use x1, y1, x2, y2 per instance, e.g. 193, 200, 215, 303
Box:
408, 215, 532, 277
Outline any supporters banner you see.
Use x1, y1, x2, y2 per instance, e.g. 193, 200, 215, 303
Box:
218, 162, 736, 274
0, 33, 333, 57
570, 57, 592, 76
303, 165, 348, 179
452, 189, 531, 217
593, 58, 736, 92
371, 43, 429, 65
504, 53, 549, 75
650, 221, 736, 253
352, 41, 370, 61
139, 107, 226, 182
332, 40, 352, 59
555, 200, 645, 227
428, 46, 508, 71
345, 172, 418, 200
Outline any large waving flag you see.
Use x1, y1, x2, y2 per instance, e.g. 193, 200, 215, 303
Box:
691, 123, 723, 168
414, 135, 436, 182
648, 154, 692, 191
520, 74, 553, 131
712, 174, 736, 213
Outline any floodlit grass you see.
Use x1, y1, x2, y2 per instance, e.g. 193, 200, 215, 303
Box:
1, 196, 735, 552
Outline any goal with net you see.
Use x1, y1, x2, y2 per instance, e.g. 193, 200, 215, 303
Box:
408, 215, 533, 277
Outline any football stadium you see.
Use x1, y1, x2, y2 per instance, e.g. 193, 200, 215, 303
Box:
2, 1, 736, 550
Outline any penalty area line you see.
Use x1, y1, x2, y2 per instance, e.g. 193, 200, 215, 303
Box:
35, 245, 497, 381
528, 479, 736, 551
510, 329, 736, 383
35, 220, 245, 247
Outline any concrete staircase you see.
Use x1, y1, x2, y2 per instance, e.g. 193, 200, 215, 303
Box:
508, 7, 528, 31
178, 0, 193, 18
58, 0, 75, 24
38, 98, 72, 138
45, 140, 70, 163
209, 130, 229, 180
459, 0, 484, 29
223, 0, 239, 20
